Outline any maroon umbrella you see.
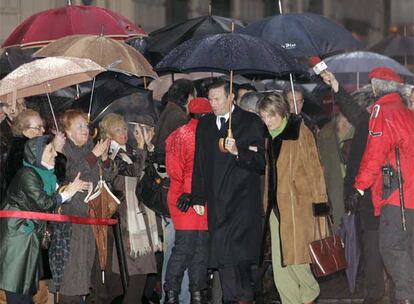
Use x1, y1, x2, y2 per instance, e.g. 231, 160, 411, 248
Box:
85, 178, 120, 282
2, 5, 146, 49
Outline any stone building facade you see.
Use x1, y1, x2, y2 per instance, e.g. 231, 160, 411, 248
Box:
0, 0, 413, 48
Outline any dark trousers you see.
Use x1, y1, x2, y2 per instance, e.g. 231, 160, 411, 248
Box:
164, 230, 208, 292
218, 263, 255, 303
5, 291, 33, 304
379, 205, 414, 301
361, 229, 386, 300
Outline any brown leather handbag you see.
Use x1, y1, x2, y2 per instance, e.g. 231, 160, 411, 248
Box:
308, 213, 347, 277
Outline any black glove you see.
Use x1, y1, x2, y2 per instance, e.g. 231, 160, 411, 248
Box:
176, 193, 192, 212
345, 188, 363, 214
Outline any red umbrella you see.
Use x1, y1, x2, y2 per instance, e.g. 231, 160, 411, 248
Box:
2, 5, 146, 49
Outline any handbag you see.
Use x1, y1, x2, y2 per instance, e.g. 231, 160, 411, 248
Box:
308, 212, 347, 277
136, 160, 170, 217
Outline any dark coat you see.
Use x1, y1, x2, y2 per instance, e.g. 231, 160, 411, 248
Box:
0, 118, 13, 202
192, 106, 266, 267
334, 87, 377, 228
318, 121, 348, 228
110, 145, 157, 275
153, 102, 188, 165
4, 136, 28, 189
51, 138, 113, 296
0, 139, 60, 295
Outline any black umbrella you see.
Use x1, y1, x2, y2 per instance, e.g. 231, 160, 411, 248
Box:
74, 78, 156, 125
0, 47, 36, 78
156, 33, 306, 77
237, 13, 363, 57
369, 34, 414, 66
146, 15, 244, 65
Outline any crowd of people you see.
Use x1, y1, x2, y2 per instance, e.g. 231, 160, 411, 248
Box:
0, 66, 414, 304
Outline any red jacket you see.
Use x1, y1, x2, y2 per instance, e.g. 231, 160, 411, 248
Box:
165, 119, 208, 230
354, 92, 414, 216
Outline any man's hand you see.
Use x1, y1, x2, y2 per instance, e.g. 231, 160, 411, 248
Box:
320, 70, 339, 93
345, 188, 363, 214
176, 193, 192, 212
224, 137, 238, 155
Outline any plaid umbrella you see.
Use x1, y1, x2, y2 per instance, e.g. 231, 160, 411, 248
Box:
49, 222, 72, 300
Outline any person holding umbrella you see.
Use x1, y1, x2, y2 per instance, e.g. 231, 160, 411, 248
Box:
0, 135, 89, 304
163, 97, 212, 304
49, 109, 113, 303
256, 92, 327, 304
191, 79, 266, 304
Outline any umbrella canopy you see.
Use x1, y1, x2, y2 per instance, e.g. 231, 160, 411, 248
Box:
0, 56, 105, 105
369, 34, 414, 57
238, 13, 362, 57
322, 51, 414, 87
75, 80, 157, 125
147, 15, 244, 63
2, 5, 146, 49
156, 33, 306, 76
86, 179, 120, 273
0, 47, 36, 78
33, 35, 157, 79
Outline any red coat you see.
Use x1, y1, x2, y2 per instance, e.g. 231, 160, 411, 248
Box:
165, 119, 208, 230
354, 92, 414, 216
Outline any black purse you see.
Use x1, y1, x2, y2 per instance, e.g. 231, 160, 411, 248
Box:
136, 160, 170, 217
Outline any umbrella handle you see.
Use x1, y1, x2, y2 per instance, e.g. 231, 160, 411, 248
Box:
218, 129, 233, 153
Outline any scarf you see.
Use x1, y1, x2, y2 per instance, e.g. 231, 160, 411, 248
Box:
269, 117, 288, 139
23, 160, 57, 195
118, 151, 162, 257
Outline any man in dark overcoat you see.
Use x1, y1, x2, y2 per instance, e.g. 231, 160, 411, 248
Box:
192, 79, 266, 304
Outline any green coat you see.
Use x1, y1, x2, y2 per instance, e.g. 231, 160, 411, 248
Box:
0, 142, 60, 295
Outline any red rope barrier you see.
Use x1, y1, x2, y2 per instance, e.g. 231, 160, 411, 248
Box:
0, 210, 117, 225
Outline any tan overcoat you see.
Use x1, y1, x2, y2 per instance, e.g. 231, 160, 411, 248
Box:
277, 123, 327, 265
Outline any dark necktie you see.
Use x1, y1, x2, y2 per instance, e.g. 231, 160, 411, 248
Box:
220, 117, 226, 131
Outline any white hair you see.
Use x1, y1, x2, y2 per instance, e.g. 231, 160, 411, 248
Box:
371, 78, 401, 97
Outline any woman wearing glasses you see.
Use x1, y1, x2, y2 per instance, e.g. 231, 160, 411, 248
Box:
48, 109, 113, 304
4, 109, 65, 189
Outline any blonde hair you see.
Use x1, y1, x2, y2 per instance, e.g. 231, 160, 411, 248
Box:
62, 109, 88, 132
11, 109, 42, 136
256, 92, 290, 119
99, 113, 127, 139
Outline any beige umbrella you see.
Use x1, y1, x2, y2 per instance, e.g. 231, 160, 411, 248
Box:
0, 56, 105, 128
34, 34, 158, 79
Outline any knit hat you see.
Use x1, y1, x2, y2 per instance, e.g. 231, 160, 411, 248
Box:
368, 67, 402, 83
188, 97, 212, 114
